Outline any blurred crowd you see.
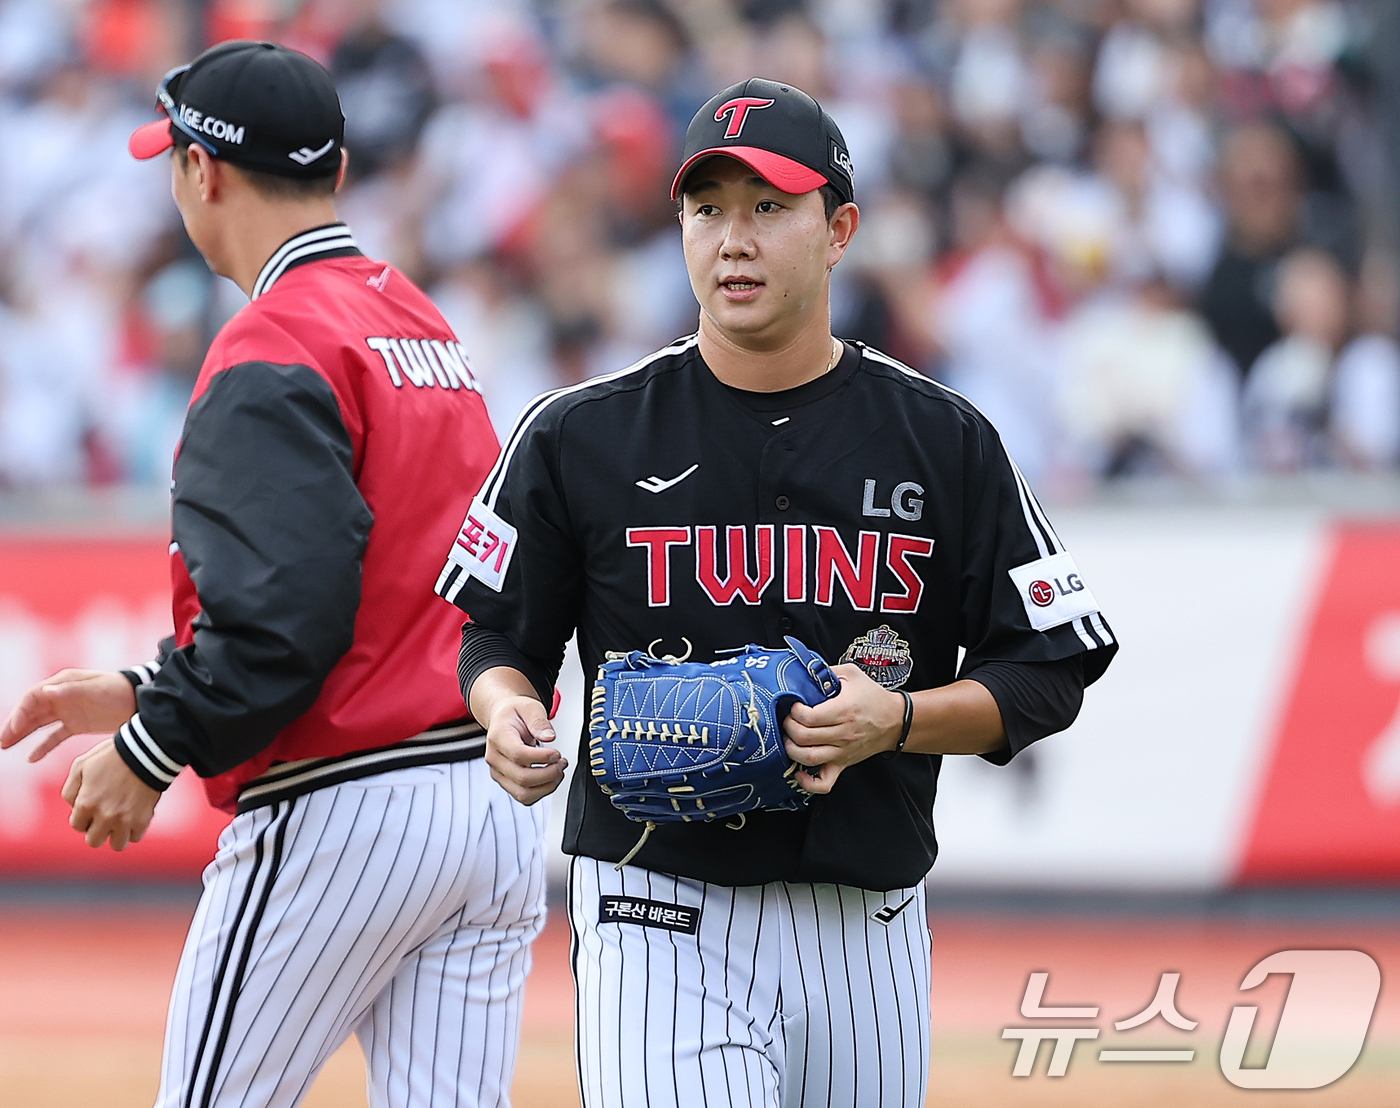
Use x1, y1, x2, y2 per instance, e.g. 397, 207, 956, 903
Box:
1, 0, 1398, 491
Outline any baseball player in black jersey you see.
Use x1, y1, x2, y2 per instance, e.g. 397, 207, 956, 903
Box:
439, 78, 1117, 1107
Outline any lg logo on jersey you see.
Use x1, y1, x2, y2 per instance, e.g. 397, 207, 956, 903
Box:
862, 479, 923, 522
626, 524, 934, 613
1030, 575, 1085, 608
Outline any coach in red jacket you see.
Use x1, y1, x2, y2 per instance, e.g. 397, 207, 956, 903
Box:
0, 42, 548, 1108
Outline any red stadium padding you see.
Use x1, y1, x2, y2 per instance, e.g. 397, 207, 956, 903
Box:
1239, 523, 1400, 883
4, 526, 1400, 883
0, 537, 227, 876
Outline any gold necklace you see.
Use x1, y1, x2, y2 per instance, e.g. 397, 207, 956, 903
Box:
823, 336, 841, 376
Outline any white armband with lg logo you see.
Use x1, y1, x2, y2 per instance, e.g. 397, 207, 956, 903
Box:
1008, 552, 1099, 632
446, 496, 518, 592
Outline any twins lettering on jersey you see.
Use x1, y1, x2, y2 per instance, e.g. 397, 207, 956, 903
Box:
627, 524, 935, 613
365, 336, 481, 393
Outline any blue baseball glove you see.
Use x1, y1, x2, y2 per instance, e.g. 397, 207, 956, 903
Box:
588, 636, 841, 867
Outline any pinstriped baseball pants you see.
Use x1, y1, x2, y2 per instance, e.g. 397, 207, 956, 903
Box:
154, 758, 547, 1108
568, 856, 933, 1107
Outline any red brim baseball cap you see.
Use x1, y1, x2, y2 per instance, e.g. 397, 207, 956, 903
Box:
128, 42, 345, 178
669, 146, 828, 200
671, 77, 854, 205
129, 117, 175, 159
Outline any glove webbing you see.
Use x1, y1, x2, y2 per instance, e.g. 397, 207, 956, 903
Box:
591, 671, 767, 870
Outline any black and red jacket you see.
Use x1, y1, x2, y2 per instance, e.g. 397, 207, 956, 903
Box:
115, 224, 498, 813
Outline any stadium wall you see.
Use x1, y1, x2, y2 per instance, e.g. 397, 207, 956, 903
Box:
1, 510, 1398, 886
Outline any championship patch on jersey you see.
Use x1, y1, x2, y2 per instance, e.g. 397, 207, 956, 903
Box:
840, 624, 913, 689
444, 496, 518, 592
1008, 552, 1099, 632
599, 896, 700, 934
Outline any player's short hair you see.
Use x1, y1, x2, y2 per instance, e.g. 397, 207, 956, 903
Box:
817, 184, 842, 223
173, 132, 338, 200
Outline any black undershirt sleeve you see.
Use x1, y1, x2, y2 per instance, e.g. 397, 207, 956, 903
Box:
113, 361, 373, 790
458, 622, 555, 708
962, 653, 1085, 765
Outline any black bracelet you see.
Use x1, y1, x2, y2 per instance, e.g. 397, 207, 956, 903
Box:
893, 689, 913, 754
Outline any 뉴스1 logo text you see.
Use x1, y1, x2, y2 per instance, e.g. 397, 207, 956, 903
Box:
1002, 950, 1381, 1089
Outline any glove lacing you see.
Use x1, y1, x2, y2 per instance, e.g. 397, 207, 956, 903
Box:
614, 672, 764, 872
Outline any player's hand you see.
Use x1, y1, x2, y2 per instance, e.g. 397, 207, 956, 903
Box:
783, 664, 904, 794
484, 694, 567, 805
0, 669, 137, 762
62, 737, 161, 850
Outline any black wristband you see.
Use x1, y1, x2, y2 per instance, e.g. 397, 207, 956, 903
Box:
893, 689, 913, 754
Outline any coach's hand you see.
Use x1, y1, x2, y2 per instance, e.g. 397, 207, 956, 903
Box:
0, 669, 137, 762
783, 664, 903, 794
62, 737, 161, 850
484, 695, 567, 805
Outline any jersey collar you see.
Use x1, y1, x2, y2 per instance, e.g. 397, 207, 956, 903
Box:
250, 222, 361, 301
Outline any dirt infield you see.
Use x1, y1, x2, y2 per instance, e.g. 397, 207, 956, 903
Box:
1, 899, 1395, 1107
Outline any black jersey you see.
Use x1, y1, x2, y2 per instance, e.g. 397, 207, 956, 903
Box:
437, 336, 1117, 889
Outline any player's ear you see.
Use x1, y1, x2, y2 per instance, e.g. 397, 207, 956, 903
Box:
186, 143, 219, 204
335, 148, 349, 193
827, 202, 859, 269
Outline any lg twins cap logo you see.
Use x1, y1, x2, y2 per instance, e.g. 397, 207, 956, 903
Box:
715, 96, 775, 138
831, 144, 854, 179
446, 496, 517, 592
1008, 551, 1098, 632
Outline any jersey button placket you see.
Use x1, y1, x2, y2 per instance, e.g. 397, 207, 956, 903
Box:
775, 495, 790, 511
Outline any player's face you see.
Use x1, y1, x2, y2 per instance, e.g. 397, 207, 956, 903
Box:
680, 158, 854, 346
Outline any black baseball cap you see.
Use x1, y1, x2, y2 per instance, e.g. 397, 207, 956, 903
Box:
671, 78, 854, 206
128, 40, 345, 178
